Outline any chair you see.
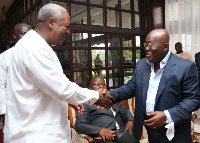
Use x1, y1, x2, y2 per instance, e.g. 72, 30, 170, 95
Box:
68, 105, 94, 143
68, 98, 144, 142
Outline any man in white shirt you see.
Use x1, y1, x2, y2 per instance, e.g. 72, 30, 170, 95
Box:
4, 3, 114, 143
0, 23, 31, 125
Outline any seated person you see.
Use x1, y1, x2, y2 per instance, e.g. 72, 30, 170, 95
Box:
75, 76, 139, 143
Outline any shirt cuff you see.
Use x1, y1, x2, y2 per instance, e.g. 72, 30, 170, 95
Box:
164, 110, 173, 123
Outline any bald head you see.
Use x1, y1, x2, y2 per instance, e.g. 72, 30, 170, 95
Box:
89, 76, 106, 91
13, 23, 31, 41
145, 29, 170, 64
146, 29, 170, 44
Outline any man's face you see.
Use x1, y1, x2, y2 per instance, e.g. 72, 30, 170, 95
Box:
13, 25, 31, 41
175, 43, 182, 53
145, 33, 167, 64
89, 77, 107, 91
53, 11, 71, 45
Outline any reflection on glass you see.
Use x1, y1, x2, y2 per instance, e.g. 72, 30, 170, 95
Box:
54, 50, 70, 70
91, 34, 105, 47
135, 14, 145, 29
107, 9, 119, 27
135, 14, 140, 29
71, 4, 87, 24
124, 68, 133, 84
136, 36, 141, 47
122, 35, 133, 47
92, 50, 105, 68
121, 0, 131, 10
136, 49, 141, 63
108, 35, 120, 47
74, 71, 89, 88
73, 50, 88, 70
90, 0, 103, 5
108, 50, 120, 67
107, 0, 118, 8
134, 0, 145, 12
72, 33, 88, 47
49, 1, 68, 10
109, 69, 121, 87
90, 7, 104, 26
123, 50, 133, 66
92, 70, 106, 79
122, 12, 131, 29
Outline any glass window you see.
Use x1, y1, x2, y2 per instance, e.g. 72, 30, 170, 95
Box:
92, 70, 106, 78
72, 33, 88, 47
108, 50, 120, 67
121, 0, 131, 10
134, 0, 145, 12
107, 0, 119, 8
122, 35, 133, 47
123, 50, 133, 65
108, 35, 120, 47
136, 49, 142, 63
92, 50, 105, 68
136, 36, 141, 47
73, 50, 88, 70
71, 4, 87, 24
90, 7, 104, 26
124, 68, 133, 84
107, 9, 119, 27
54, 50, 70, 70
90, 0, 103, 5
91, 34, 105, 47
135, 14, 145, 29
109, 69, 121, 87
74, 71, 89, 88
122, 12, 131, 29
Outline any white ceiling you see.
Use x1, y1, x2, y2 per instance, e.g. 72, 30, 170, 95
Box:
0, 0, 14, 22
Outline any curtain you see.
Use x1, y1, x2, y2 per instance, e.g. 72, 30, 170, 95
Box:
165, 0, 200, 59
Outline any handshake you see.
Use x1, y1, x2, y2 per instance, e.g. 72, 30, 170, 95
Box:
94, 88, 115, 109
70, 88, 115, 114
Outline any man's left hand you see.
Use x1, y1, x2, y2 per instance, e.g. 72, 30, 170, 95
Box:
143, 111, 166, 129
69, 103, 84, 115
124, 121, 133, 134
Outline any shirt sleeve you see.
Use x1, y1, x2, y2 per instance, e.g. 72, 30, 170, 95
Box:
0, 55, 7, 115
164, 110, 173, 123
25, 46, 99, 105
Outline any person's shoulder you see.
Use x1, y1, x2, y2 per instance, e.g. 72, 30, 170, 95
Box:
172, 54, 194, 65
0, 48, 13, 58
137, 58, 147, 64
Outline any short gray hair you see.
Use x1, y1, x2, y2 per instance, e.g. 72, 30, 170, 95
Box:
37, 3, 67, 23
13, 23, 31, 34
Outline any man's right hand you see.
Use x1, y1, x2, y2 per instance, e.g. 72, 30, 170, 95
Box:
95, 88, 115, 109
98, 128, 116, 143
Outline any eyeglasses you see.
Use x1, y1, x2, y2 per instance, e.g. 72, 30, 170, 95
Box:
143, 42, 168, 48
90, 83, 107, 87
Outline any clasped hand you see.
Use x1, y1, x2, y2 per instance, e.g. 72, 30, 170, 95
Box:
95, 88, 115, 109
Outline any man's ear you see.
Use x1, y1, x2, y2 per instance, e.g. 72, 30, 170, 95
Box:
47, 17, 55, 29
89, 86, 92, 90
163, 43, 169, 51
13, 34, 16, 39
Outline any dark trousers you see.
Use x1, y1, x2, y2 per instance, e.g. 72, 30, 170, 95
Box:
96, 130, 139, 143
